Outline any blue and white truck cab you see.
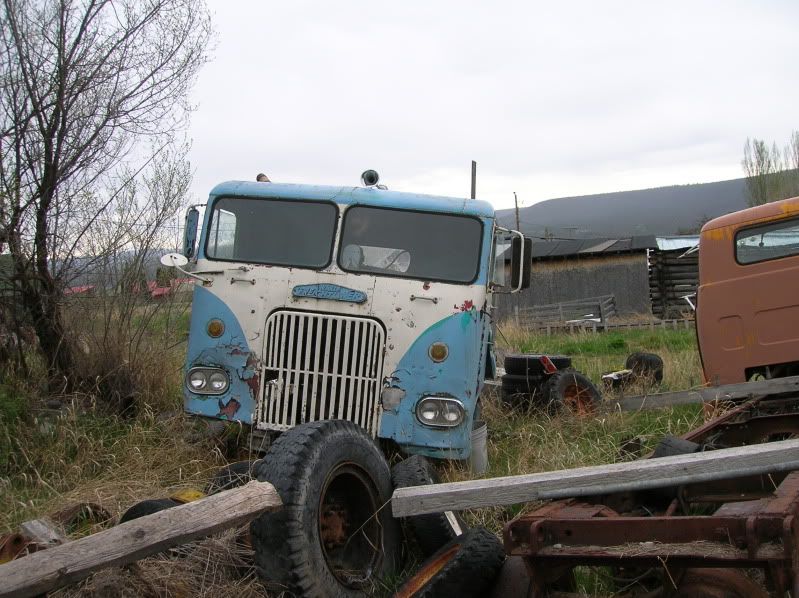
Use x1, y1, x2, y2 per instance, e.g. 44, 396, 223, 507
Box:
172, 173, 530, 461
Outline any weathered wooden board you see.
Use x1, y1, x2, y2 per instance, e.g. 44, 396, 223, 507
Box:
391, 439, 799, 517
608, 375, 799, 411
0, 480, 281, 598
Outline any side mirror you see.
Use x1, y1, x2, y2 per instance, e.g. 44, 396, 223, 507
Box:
183, 207, 200, 258
510, 236, 532, 291
522, 236, 532, 289
160, 252, 188, 268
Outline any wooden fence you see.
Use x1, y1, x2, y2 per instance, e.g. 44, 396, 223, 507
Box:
504, 317, 695, 336
511, 294, 617, 327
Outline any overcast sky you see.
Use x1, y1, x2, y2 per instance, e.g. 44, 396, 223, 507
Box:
187, 1, 798, 210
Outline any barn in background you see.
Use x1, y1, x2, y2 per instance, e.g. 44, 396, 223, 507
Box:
495, 235, 700, 322
496, 236, 655, 319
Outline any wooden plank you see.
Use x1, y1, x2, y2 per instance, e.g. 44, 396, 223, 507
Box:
0, 481, 281, 598
609, 375, 799, 412
392, 439, 799, 517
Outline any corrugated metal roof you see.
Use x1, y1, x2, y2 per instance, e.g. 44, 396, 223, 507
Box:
656, 235, 700, 251
579, 239, 619, 253
531, 235, 657, 259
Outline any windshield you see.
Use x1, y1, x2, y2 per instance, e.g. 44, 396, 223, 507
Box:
338, 206, 482, 283
205, 197, 337, 268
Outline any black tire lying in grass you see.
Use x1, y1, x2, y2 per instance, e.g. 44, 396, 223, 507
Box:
391, 455, 467, 557
625, 351, 664, 383
204, 459, 259, 495
394, 527, 505, 598
118, 498, 180, 524
250, 420, 400, 598
544, 370, 601, 415
651, 435, 702, 459
504, 353, 572, 376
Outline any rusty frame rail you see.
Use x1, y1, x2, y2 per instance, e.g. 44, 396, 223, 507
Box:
504, 394, 799, 596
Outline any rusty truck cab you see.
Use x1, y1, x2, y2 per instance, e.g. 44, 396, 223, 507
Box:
697, 196, 799, 385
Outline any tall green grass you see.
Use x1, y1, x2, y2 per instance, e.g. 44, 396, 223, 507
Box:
499, 325, 704, 392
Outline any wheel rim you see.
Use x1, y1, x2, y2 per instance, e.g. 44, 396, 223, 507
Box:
562, 383, 596, 415
318, 462, 382, 588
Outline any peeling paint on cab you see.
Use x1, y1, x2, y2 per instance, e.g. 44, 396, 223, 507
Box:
184, 285, 259, 424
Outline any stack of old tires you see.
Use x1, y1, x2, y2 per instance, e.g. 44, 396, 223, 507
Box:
501, 353, 572, 402
502, 353, 602, 414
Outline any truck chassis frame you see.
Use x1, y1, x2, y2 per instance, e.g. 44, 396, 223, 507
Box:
504, 393, 799, 596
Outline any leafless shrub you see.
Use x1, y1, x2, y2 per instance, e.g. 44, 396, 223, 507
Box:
0, 0, 212, 390
65, 142, 193, 412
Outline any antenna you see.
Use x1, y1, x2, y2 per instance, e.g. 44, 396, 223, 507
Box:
470, 160, 477, 199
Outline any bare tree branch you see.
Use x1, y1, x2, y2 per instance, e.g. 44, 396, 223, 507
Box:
0, 0, 211, 388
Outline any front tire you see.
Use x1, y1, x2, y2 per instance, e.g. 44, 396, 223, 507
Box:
250, 420, 400, 597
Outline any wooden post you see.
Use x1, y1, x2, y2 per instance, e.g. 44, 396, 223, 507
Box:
392, 440, 799, 517
609, 375, 799, 412
0, 481, 281, 598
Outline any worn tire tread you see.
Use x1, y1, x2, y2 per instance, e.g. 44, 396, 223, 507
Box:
250, 420, 397, 598
396, 527, 505, 598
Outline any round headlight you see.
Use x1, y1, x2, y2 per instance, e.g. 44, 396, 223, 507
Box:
208, 371, 229, 392
416, 397, 465, 427
188, 370, 207, 390
428, 342, 449, 363
443, 403, 461, 423
419, 404, 440, 422
207, 319, 225, 338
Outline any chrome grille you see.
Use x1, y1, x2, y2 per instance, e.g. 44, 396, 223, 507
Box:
256, 311, 386, 435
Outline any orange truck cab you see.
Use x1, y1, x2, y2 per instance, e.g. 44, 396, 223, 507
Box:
697, 196, 799, 385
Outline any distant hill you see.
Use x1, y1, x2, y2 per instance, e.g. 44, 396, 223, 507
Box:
496, 177, 749, 238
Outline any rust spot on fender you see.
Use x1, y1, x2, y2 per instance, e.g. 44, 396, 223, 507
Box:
217, 397, 241, 419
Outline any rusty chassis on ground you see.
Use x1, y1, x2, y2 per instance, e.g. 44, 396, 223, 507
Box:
504, 392, 799, 597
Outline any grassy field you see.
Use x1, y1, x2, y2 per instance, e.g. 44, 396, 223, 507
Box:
0, 324, 709, 596
444, 324, 706, 535
500, 324, 704, 391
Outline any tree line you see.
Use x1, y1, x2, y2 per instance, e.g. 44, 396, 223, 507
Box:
743, 131, 799, 207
